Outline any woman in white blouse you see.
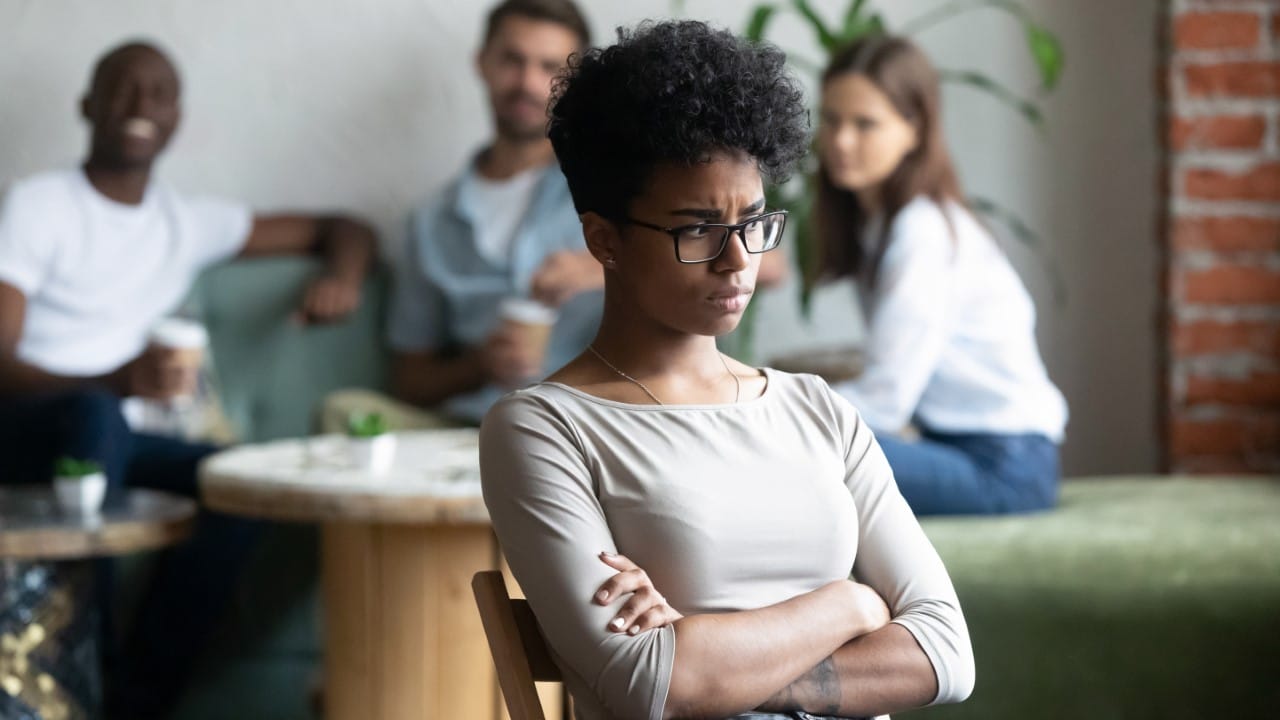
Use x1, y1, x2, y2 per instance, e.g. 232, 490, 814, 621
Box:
480, 20, 972, 720
814, 36, 1068, 516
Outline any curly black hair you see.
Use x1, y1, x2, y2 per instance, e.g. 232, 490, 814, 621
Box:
547, 20, 809, 220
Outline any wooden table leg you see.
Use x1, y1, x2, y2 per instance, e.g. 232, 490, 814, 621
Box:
321, 522, 497, 720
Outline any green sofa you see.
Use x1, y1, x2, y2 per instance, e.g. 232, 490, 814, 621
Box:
164, 260, 1280, 718
916, 477, 1280, 719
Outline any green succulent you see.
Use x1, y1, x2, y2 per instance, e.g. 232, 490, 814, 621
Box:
54, 456, 103, 478
346, 412, 390, 438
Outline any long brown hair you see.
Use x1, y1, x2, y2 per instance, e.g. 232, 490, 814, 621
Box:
814, 35, 965, 287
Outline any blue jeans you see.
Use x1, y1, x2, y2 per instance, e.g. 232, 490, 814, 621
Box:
875, 427, 1060, 516
0, 388, 260, 719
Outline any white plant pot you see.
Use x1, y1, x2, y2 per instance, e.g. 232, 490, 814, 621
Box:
349, 434, 396, 475
53, 472, 108, 517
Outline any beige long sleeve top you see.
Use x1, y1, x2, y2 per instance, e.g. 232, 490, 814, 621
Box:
480, 369, 974, 720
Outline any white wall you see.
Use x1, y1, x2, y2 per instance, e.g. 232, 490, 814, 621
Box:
0, 0, 1159, 474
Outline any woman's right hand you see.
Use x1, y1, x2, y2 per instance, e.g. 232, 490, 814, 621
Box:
593, 552, 684, 635
847, 580, 891, 637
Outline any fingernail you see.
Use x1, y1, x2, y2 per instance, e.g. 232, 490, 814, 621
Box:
599, 551, 616, 558
609, 617, 625, 630
628, 625, 639, 635
595, 589, 609, 602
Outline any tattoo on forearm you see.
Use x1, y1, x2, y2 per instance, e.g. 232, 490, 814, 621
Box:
759, 656, 841, 714
810, 656, 842, 714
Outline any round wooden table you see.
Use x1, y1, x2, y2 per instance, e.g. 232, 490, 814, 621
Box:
199, 430, 504, 720
0, 487, 196, 561
0, 487, 196, 720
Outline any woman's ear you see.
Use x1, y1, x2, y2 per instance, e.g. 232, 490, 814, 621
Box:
581, 212, 620, 269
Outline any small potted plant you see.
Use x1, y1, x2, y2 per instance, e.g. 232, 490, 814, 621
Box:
346, 412, 395, 474
53, 456, 107, 517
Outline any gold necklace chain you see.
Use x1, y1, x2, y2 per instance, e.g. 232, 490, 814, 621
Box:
586, 344, 740, 405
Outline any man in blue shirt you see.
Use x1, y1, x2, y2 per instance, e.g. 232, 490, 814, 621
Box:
325, 0, 600, 429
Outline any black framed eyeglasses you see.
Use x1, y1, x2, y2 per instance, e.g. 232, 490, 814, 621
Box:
622, 210, 788, 264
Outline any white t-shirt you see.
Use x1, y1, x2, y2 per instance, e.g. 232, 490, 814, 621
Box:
833, 196, 1068, 441
0, 169, 252, 376
465, 165, 543, 266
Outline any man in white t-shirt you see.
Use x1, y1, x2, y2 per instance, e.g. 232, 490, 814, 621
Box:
0, 41, 377, 718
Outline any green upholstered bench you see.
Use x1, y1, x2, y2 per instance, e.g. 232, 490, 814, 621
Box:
196, 256, 389, 441
916, 476, 1280, 720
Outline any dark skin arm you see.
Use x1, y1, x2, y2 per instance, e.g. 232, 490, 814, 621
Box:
238, 214, 377, 323
593, 550, 939, 719
755, 623, 939, 718
0, 282, 185, 398
391, 319, 546, 407
391, 348, 488, 409
660, 580, 896, 720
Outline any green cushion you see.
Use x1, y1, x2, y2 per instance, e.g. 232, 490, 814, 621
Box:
194, 256, 389, 442
916, 477, 1280, 719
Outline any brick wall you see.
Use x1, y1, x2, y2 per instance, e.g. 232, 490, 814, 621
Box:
1163, 0, 1280, 473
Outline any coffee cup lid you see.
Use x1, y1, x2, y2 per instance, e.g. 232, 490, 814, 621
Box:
150, 318, 209, 349
500, 298, 558, 325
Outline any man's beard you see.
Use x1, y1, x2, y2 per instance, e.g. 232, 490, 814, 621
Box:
495, 116, 548, 142
493, 91, 548, 142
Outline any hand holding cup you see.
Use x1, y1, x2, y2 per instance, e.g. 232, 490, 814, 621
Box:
127, 318, 207, 399
483, 299, 557, 388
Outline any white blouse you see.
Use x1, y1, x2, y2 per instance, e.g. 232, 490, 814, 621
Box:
833, 196, 1068, 441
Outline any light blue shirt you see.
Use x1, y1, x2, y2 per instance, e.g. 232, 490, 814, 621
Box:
389, 159, 602, 423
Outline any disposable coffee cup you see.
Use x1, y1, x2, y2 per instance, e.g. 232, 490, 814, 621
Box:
499, 298, 557, 373
149, 317, 209, 397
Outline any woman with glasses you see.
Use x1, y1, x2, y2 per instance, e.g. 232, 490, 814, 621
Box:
480, 20, 972, 720
813, 36, 1067, 516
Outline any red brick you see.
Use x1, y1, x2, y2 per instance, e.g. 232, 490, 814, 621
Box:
1170, 412, 1280, 456
1174, 11, 1261, 50
1173, 318, 1280, 356
1182, 264, 1280, 304
1186, 371, 1280, 404
1183, 162, 1280, 201
1168, 115, 1266, 150
1184, 61, 1280, 98
1171, 216, 1280, 252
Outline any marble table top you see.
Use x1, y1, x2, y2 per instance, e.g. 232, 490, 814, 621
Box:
0, 488, 196, 560
199, 430, 490, 525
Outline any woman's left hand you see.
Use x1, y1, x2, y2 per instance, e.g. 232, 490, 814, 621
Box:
593, 552, 683, 635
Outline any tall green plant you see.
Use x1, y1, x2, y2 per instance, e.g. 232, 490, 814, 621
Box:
743, 0, 1066, 320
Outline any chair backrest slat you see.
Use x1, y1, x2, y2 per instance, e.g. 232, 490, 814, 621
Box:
472, 570, 563, 720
